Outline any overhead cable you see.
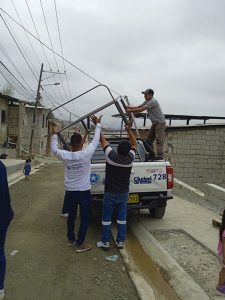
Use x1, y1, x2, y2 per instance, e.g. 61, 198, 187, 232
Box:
0, 13, 38, 81
0, 8, 122, 97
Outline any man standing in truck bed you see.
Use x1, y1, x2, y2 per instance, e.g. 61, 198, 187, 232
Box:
126, 88, 166, 160
97, 124, 137, 250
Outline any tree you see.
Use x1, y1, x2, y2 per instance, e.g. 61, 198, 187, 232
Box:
1, 83, 14, 96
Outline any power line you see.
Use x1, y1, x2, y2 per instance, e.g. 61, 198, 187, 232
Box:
39, 0, 69, 104
53, 0, 79, 116
0, 60, 36, 99
0, 67, 32, 99
11, 0, 41, 67
0, 41, 35, 96
9, 0, 63, 106
22, 1, 69, 107
0, 13, 38, 81
0, 8, 122, 97
25, 0, 52, 70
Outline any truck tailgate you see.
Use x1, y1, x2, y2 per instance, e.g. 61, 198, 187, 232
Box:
90, 161, 168, 194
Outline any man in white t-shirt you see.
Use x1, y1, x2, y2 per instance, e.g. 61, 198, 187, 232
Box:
50, 115, 101, 253
126, 88, 166, 160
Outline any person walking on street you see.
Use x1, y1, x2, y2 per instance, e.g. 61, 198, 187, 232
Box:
23, 159, 31, 180
0, 161, 14, 300
126, 88, 166, 160
97, 123, 137, 250
51, 115, 101, 253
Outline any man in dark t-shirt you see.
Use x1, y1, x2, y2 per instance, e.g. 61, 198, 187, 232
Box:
97, 124, 137, 250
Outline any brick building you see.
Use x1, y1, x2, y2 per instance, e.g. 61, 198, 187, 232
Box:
0, 94, 51, 156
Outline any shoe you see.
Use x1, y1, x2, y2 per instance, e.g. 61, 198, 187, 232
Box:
75, 242, 92, 253
0, 289, 4, 300
97, 240, 110, 251
155, 156, 164, 161
67, 240, 76, 247
61, 213, 69, 218
116, 241, 124, 249
216, 285, 225, 294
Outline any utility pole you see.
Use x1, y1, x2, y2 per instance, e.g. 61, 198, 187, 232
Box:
29, 63, 44, 154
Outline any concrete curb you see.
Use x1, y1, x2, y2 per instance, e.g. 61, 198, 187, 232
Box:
111, 226, 155, 300
129, 221, 211, 300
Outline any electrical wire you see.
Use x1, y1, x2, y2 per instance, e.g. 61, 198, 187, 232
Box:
53, 0, 78, 116
0, 13, 38, 81
0, 41, 36, 97
0, 8, 122, 97
0, 68, 32, 99
0, 60, 36, 99
11, 0, 42, 67
39, 0, 69, 104
24, 0, 52, 70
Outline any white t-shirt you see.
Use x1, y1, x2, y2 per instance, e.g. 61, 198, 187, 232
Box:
51, 124, 101, 191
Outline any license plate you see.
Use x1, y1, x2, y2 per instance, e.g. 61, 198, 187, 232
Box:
128, 194, 139, 204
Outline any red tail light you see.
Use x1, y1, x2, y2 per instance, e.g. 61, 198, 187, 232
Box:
166, 166, 173, 189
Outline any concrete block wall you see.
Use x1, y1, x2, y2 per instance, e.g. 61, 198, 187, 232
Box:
164, 125, 225, 192
135, 125, 225, 192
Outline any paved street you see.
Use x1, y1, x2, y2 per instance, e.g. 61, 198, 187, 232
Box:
5, 163, 138, 300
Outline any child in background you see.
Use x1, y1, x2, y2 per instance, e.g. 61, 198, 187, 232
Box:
23, 159, 31, 180
217, 209, 225, 294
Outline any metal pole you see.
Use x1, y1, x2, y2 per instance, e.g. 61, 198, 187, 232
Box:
29, 63, 44, 154
124, 95, 140, 138
58, 99, 115, 133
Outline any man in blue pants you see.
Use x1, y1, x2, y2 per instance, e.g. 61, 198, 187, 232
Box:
0, 161, 14, 299
97, 124, 137, 250
51, 115, 101, 253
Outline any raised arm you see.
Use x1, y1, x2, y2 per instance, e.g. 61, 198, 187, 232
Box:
125, 124, 137, 151
100, 131, 109, 149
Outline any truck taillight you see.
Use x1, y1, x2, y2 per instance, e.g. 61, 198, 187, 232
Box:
166, 166, 173, 189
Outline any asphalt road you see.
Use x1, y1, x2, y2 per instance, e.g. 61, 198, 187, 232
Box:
4, 162, 138, 300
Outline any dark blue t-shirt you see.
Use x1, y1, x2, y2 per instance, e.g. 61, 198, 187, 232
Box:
0, 161, 14, 229
104, 146, 135, 194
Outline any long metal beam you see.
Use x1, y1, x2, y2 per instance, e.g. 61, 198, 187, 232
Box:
58, 99, 115, 133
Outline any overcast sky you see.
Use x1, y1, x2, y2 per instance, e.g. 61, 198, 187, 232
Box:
1, 0, 225, 127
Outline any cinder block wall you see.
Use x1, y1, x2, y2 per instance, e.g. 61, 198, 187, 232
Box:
137, 125, 225, 192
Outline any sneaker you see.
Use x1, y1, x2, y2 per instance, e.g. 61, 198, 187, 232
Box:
155, 156, 164, 161
67, 240, 76, 247
97, 240, 110, 251
75, 242, 92, 253
61, 213, 69, 218
116, 241, 124, 249
0, 289, 4, 300
216, 285, 225, 294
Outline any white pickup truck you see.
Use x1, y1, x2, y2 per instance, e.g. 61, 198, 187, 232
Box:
90, 138, 173, 218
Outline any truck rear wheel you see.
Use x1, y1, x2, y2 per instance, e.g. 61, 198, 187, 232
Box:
149, 206, 166, 219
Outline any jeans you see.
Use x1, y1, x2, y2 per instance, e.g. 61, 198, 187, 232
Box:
66, 190, 91, 246
101, 192, 128, 243
0, 229, 7, 290
62, 191, 69, 214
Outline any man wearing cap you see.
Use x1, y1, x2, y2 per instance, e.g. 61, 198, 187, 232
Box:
126, 88, 166, 160
97, 124, 137, 250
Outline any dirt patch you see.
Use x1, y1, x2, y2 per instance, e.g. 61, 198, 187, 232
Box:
150, 229, 221, 299
5, 163, 138, 300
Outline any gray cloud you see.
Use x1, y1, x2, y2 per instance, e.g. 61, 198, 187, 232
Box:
1, 0, 225, 125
